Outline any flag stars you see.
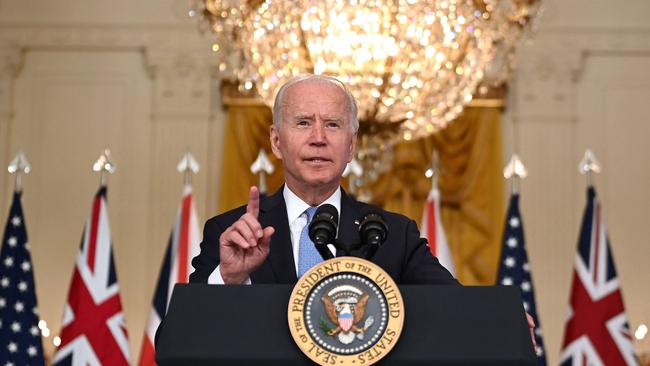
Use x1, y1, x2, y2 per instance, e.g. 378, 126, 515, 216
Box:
30, 325, 39, 336
509, 216, 520, 228
523, 262, 530, 272
535, 346, 544, 356
5, 362, 14, 366
502, 277, 513, 285
21, 260, 31, 272
11, 216, 21, 227
7, 342, 17, 353
14, 301, 24, 312
523, 301, 530, 312
10, 321, 21, 333
27, 345, 38, 357
17, 281, 28, 292
7, 236, 17, 247
521, 281, 531, 292
1, 277, 9, 287
4, 256, 14, 267
506, 237, 518, 248
32, 307, 38, 315
535, 328, 543, 337
504, 257, 516, 268
0, 297, 5, 308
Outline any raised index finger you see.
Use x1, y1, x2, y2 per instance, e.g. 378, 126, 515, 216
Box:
246, 186, 260, 218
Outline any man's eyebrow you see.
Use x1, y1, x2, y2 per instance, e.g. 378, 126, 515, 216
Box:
293, 114, 315, 120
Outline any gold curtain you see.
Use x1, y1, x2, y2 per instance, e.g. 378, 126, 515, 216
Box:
218, 104, 504, 285
369, 107, 505, 285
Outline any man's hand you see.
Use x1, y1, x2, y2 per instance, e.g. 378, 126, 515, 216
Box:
219, 186, 275, 284
526, 312, 537, 349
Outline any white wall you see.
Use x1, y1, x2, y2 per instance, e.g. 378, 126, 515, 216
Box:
0, 0, 226, 360
504, 0, 650, 362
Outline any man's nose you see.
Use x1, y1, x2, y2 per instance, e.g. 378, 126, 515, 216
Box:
310, 123, 326, 144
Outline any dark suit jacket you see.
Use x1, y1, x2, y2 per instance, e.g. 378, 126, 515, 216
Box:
190, 187, 459, 285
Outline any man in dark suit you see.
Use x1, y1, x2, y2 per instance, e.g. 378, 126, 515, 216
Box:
190, 74, 457, 285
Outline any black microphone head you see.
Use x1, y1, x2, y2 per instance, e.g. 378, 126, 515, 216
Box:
359, 210, 388, 258
309, 204, 339, 247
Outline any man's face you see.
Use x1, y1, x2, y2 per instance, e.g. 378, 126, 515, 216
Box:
270, 81, 357, 194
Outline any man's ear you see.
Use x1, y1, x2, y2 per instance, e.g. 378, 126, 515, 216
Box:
347, 133, 357, 162
270, 125, 283, 160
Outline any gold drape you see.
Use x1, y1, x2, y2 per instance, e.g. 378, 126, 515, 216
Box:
218, 105, 504, 285
369, 107, 504, 285
218, 105, 284, 211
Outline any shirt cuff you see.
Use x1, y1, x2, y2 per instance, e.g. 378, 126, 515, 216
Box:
207, 265, 251, 285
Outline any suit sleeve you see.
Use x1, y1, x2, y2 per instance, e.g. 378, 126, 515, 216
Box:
400, 219, 460, 285
189, 218, 223, 283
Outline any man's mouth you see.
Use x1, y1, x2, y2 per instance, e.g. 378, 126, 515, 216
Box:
304, 157, 331, 163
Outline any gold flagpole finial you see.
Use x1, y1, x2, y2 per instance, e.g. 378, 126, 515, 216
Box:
177, 151, 200, 186
504, 153, 528, 195
578, 149, 601, 188
250, 149, 275, 194
8, 150, 31, 193
93, 149, 115, 187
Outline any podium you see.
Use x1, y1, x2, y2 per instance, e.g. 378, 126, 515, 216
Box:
156, 284, 536, 365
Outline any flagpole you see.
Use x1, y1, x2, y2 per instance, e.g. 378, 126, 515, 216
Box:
578, 149, 601, 188
425, 148, 440, 192
504, 154, 527, 195
177, 151, 200, 186
8, 150, 31, 194
92, 149, 115, 187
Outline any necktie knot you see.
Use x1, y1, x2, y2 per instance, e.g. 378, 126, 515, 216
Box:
305, 206, 317, 222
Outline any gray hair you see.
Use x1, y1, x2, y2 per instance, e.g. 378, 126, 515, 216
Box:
272, 74, 359, 133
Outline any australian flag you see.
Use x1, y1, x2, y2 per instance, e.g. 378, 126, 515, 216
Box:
560, 187, 637, 365
0, 192, 45, 365
497, 193, 547, 365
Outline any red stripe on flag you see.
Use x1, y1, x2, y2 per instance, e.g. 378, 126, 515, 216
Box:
87, 194, 102, 271
425, 200, 438, 256
177, 193, 192, 283
138, 335, 157, 366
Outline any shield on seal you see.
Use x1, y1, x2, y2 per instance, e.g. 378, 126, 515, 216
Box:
338, 307, 353, 332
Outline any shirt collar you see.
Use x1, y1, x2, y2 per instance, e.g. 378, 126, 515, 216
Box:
283, 185, 341, 224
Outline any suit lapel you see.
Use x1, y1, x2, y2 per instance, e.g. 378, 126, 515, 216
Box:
337, 189, 363, 257
253, 187, 297, 284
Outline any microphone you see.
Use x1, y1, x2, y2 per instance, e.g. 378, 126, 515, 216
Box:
308, 204, 338, 260
359, 210, 388, 259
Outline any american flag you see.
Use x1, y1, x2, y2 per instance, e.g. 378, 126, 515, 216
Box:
0, 192, 45, 365
496, 193, 547, 365
421, 187, 455, 275
560, 187, 637, 366
138, 184, 200, 366
53, 187, 130, 365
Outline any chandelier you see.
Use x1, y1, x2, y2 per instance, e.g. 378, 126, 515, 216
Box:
192, 0, 540, 187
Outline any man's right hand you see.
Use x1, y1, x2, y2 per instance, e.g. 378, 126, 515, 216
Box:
219, 186, 275, 284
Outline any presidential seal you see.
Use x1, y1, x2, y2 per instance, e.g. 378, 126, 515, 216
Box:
288, 257, 404, 366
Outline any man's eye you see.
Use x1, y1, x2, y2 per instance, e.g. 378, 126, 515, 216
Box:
297, 120, 309, 127
326, 121, 341, 128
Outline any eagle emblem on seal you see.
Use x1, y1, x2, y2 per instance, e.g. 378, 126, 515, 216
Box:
320, 285, 375, 344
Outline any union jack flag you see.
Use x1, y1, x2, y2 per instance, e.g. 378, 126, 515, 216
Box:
560, 187, 638, 366
138, 185, 200, 366
53, 187, 130, 365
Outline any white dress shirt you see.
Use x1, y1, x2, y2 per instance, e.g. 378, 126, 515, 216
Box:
207, 185, 341, 284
